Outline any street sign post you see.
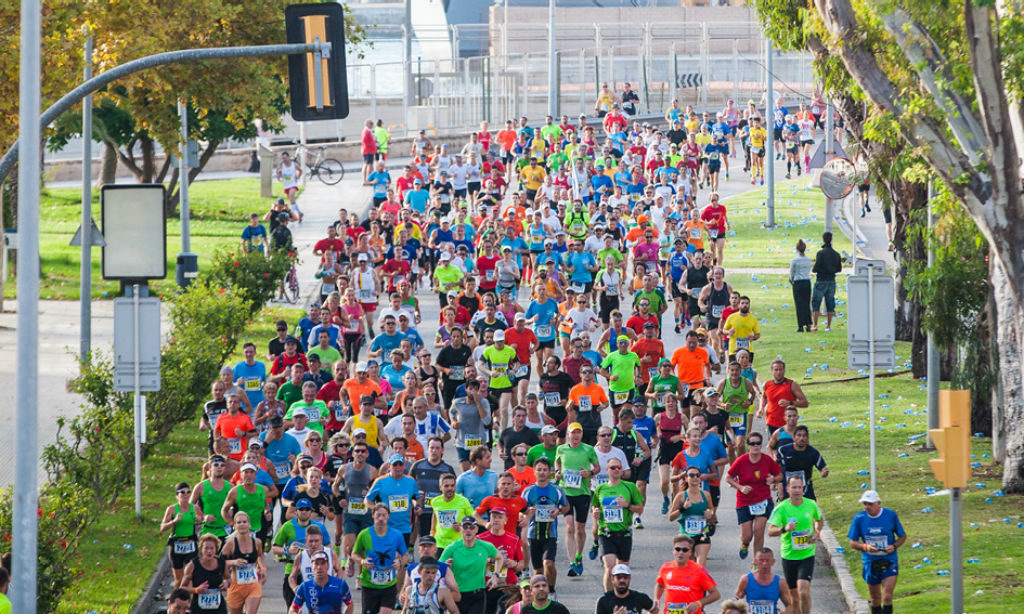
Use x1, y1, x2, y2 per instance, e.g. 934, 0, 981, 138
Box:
930, 390, 971, 614
847, 259, 895, 490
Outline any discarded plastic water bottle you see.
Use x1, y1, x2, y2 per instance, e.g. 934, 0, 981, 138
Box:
860, 483, 868, 489
881, 404, 891, 409
879, 394, 890, 399
835, 547, 845, 554
985, 498, 993, 503
967, 559, 981, 564
994, 490, 1006, 497
971, 462, 981, 468
912, 564, 923, 570
828, 417, 838, 423
937, 570, 951, 576
897, 453, 910, 458
920, 507, 933, 514
857, 470, 870, 475
922, 557, 931, 564
911, 542, 922, 549
970, 523, 978, 528
975, 483, 986, 489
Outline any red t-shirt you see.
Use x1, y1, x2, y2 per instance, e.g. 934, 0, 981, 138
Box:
726, 453, 781, 507
477, 495, 527, 537
478, 131, 491, 152
361, 128, 377, 155
655, 560, 717, 613
313, 238, 344, 262
503, 328, 538, 364
603, 113, 627, 133
395, 176, 416, 201
270, 352, 310, 376
477, 254, 501, 290
382, 258, 412, 291
700, 203, 728, 234
507, 466, 536, 495
626, 314, 659, 336
630, 338, 665, 384
215, 412, 256, 460
478, 530, 522, 584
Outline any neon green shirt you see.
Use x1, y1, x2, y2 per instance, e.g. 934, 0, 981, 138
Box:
433, 265, 464, 293
592, 480, 643, 532
429, 494, 476, 548
600, 351, 642, 393
285, 400, 328, 435
768, 497, 821, 560
555, 443, 599, 497
307, 346, 343, 368
440, 539, 499, 592
483, 345, 518, 389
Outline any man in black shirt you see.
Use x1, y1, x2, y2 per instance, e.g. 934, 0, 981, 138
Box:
269, 319, 289, 361
666, 119, 687, 146
776, 425, 830, 500
522, 575, 570, 614
498, 405, 541, 469
811, 231, 843, 331
620, 82, 640, 117
595, 564, 654, 614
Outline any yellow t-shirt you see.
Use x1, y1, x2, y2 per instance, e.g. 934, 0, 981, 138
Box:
695, 133, 713, 150
749, 127, 767, 150
685, 117, 699, 133
724, 312, 760, 355
521, 166, 547, 191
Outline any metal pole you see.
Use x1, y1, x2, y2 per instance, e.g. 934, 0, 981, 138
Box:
547, 0, 556, 117
700, 22, 709, 109
951, 487, 963, 614
579, 48, 585, 116
404, 0, 413, 107
370, 65, 377, 121
80, 34, 93, 363
824, 101, 834, 234
504, 0, 509, 61
868, 263, 877, 491
434, 59, 441, 130
926, 181, 939, 448
765, 32, 776, 227
133, 283, 142, 518
13, 0, 41, 610
178, 99, 190, 253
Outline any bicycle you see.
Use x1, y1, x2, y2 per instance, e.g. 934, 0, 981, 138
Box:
293, 143, 345, 185
282, 263, 300, 303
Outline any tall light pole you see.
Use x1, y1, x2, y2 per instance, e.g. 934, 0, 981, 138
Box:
548, 0, 556, 116
765, 31, 776, 227
14, 0, 42, 611
80, 33, 93, 362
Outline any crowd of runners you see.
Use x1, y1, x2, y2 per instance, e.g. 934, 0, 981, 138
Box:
160, 91, 908, 614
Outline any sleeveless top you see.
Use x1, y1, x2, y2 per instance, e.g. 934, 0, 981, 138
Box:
658, 411, 683, 444
745, 573, 782, 614
529, 224, 546, 251
686, 265, 709, 292
343, 303, 362, 333
763, 378, 795, 428
173, 503, 197, 539
234, 484, 266, 532
679, 489, 710, 537
189, 556, 227, 613
721, 377, 748, 414
344, 462, 372, 507
352, 413, 380, 448
606, 326, 626, 354
525, 412, 548, 435
706, 283, 731, 323
296, 547, 336, 583
280, 162, 298, 189
200, 479, 230, 537
500, 303, 518, 325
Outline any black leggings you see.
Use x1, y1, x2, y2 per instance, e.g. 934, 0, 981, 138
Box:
792, 279, 812, 329
343, 332, 363, 363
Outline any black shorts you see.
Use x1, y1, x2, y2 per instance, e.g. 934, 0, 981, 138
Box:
598, 532, 633, 561
687, 297, 703, 318
581, 429, 598, 446
545, 405, 567, 430
538, 339, 556, 350
526, 189, 538, 202
671, 283, 687, 299
599, 294, 620, 323
454, 187, 468, 198
514, 365, 532, 385
167, 538, 197, 569
468, 181, 481, 194
800, 139, 815, 147
609, 388, 636, 410
457, 588, 488, 614
754, 148, 765, 158
787, 143, 799, 154
657, 440, 684, 465
773, 128, 783, 141
707, 163, 721, 175
361, 584, 398, 614
736, 498, 775, 524
858, 183, 870, 193
362, 153, 375, 165
565, 493, 591, 523
782, 556, 816, 588
681, 384, 703, 408
502, 151, 515, 164
529, 537, 559, 569
630, 457, 652, 483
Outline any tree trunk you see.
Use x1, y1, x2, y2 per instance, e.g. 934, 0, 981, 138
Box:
990, 260, 1024, 492
99, 140, 118, 187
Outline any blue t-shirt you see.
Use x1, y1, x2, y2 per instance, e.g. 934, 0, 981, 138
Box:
773, 106, 789, 130
241, 224, 268, 252
711, 122, 731, 141
705, 143, 726, 165
366, 476, 420, 534
260, 432, 303, 484
282, 518, 331, 548
668, 250, 690, 282
381, 364, 414, 393
233, 361, 267, 407
566, 251, 597, 283
367, 171, 391, 197
308, 323, 341, 351
370, 331, 408, 363
591, 174, 614, 196
613, 170, 632, 187
633, 415, 656, 444
499, 237, 530, 269
522, 482, 568, 539
847, 508, 905, 565
526, 299, 560, 342
626, 182, 646, 198
399, 328, 425, 354
291, 575, 352, 614
405, 188, 429, 213
455, 469, 498, 507
281, 477, 333, 502
533, 251, 563, 268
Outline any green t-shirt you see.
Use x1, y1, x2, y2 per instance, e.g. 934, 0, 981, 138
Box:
286, 400, 328, 435
540, 124, 563, 144
440, 539, 499, 592
592, 480, 643, 532
277, 381, 303, 409
633, 288, 668, 316
433, 265, 464, 293
601, 351, 642, 393
555, 443, 600, 497
272, 519, 322, 574
483, 345, 518, 389
546, 152, 569, 172
430, 494, 476, 549
353, 528, 403, 588
527, 443, 558, 468
307, 346, 342, 368
597, 248, 624, 268
0, 593, 9, 614
768, 497, 822, 560
374, 126, 390, 152
649, 373, 680, 410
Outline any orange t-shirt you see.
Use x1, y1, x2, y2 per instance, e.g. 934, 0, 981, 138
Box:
400, 438, 425, 464
684, 220, 706, 250
569, 382, 609, 411
496, 129, 517, 152
630, 338, 665, 383
215, 413, 256, 460
342, 378, 383, 409
626, 226, 659, 244
477, 495, 528, 535
507, 465, 536, 495
670, 346, 709, 386
655, 560, 717, 612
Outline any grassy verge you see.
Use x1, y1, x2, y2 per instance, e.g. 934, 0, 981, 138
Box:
9, 177, 291, 300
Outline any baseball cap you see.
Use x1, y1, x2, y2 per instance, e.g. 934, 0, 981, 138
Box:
568, 422, 583, 433
357, 253, 368, 262
355, 361, 368, 372
489, 506, 508, 516
248, 438, 264, 449
515, 313, 527, 322
389, 453, 406, 465
460, 516, 479, 528
493, 330, 506, 341
240, 463, 258, 472
297, 454, 314, 464
611, 563, 631, 576
417, 536, 437, 546
541, 425, 559, 435
311, 551, 330, 562
360, 395, 375, 405
659, 357, 672, 366
643, 321, 657, 329
352, 427, 368, 437
859, 490, 881, 504
295, 499, 313, 510
440, 252, 452, 261
703, 387, 720, 397
285, 336, 299, 345
418, 556, 439, 569
291, 407, 307, 418
543, 239, 554, 246
695, 327, 709, 336
269, 415, 284, 428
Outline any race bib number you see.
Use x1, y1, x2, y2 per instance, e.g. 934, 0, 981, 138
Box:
321, 282, 335, 296
729, 413, 745, 427
602, 505, 623, 524
450, 365, 465, 380
684, 516, 706, 535
304, 407, 321, 422
563, 470, 582, 489
710, 152, 720, 161
749, 499, 769, 516
689, 228, 702, 240
536, 325, 552, 338
578, 397, 593, 413
592, 473, 610, 488
371, 567, 396, 585
173, 539, 196, 555
244, 378, 261, 391
274, 461, 291, 481
709, 228, 719, 239
535, 505, 556, 522
237, 564, 258, 584
749, 600, 775, 614
751, 146, 762, 154
866, 535, 889, 551
607, 283, 618, 294
228, 438, 242, 455
648, 367, 657, 379
358, 289, 374, 301
492, 364, 508, 378
736, 337, 751, 349
334, 407, 346, 422
792, 529, 812, 550
437, 509, 458, 529
197, 590, 222, 610
811, 105, 821, 115
465, 437, 483, 448
667, 603, 687, 614
345, 497, 366, 515
388, 495, 409, 513
515, 365, 529, 378
544, 392, 561, 405
614, 391, 630, 405
486, 269, 496, 281
711, 305, 724, 318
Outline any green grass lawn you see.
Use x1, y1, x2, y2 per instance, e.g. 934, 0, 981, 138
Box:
10, 178, 288, 299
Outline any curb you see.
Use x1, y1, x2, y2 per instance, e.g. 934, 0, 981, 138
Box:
819, 518, 870, 614
129, 554, 171, 614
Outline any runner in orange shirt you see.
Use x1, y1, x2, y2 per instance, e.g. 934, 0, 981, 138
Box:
214, 394, 257, 460
670, 330, 711, 419
631, 323, 666, 387
653, 534, 720, 614
566, 367, 610, 445
683, 209, 707, 253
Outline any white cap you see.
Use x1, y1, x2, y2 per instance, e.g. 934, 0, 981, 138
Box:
493, 329, 506, 341
291, 407, 307, 418
541, 425, 559, 435
611, 563, 631, 576
352, 427, 368, 436
356, 361, 368, 372
440, 252, 452, 261
515, 313, 527, 322
859, 490, 881, 503
240, 463, 258, 472
357, 253, 368, 262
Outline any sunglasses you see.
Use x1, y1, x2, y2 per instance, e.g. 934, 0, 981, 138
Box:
176, 489, 190, 495
598, 433, 612, 438
513, 452, 527, 457
336, 442, 351, 448
580, 370, 594, 374
674, 547, 692, 553
748, 441, 763, 446
687, 473, 701, 478
211, 462, 225, 468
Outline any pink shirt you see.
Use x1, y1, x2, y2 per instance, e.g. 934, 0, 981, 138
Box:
633, 242, 660, 265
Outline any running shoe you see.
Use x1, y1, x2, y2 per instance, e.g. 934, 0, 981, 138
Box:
785, 173, 791, 179
751, 177, 756, 185
661, 497, 670, 515
635, 515, 644, 529
725, 173, 729, 181
674, 325, 681, 334
740, 545, 749, 559
760, 179, 764, 186
589, 542, 599, 560
568, 563, 579, 577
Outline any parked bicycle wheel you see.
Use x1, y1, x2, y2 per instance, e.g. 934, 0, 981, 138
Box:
284, 268, 300, 303
316, 158, 345, 185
